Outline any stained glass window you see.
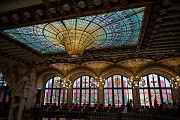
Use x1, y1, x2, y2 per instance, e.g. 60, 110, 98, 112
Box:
104, 75, 133, 107
44, 76, 68, 106
0, 73, 11, 104
139, 74, 173, 107
3, 7, 145, 54
73, 76, 97, 106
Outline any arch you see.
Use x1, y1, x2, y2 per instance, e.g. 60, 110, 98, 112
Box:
66, 68, 97, 83
36, 68, 64, 89
137, 66, 176, 80
100, 67, 135, 80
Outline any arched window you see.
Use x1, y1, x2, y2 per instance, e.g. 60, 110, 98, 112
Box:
44, 76, 68, 106
73, 75, 97, 106
139, 74, 173, 107
104, 75, 133, 107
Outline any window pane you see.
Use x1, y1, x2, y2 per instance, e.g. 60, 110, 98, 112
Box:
53, 77, 61, 88
150, 89, 161, 105
124, 89, 133, 103
52, 89, 59, 105
149, 74, 159, 87
114, 89, 122, 107
113, 75, 121, 88
104, 78, 112, 88
90, 89, 98, 105
73, 89, 80, 104
160, 76, 165, 87
44, 89, 51, 104
46, 79, 52, 88
123, 77, 132, 88
165, 78, 170, 87
104, 89, 113, 105
82, 76, 89, 88
73, 78, 81, 88
139, 89, 150, 107
81, 89, 89, 105
162, 89, 172, 103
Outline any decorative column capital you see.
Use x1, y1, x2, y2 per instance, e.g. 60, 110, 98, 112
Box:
170, 76, 180, 89
61, 78, 72, 89
129, 76, 139, 88
95, 77, 105, 89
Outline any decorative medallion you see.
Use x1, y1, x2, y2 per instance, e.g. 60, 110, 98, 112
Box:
81, 61, 114, 70
51, 63, 79, 72
117, 58, 155, 73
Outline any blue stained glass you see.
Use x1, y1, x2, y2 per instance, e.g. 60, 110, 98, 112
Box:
2, 7, 145, 54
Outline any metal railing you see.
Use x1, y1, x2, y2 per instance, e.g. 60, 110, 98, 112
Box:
23, 110, 180, 120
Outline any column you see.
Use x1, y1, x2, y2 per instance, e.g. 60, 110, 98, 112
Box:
172, 88, 180, 102
132, 77, 140, 110
97, 77, 105, 104
8, 97, 15, 120
17, 97, 26, 120
98, 87, 104, 104
68, 87, 72, 108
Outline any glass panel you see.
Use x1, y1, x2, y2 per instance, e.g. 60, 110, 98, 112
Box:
104, 77, 112, 88
162, 89, 172, 103
114, 89, 123, 107
73, 78, 81, 88
3, 7, 145, 53
90, 78, 96, 88
52, 89, 59, 105
81, 89, 89, 105
113, 75, 121, 88
90, 89, 98, 106
160, 76, 165, 87
139, 89, 150, 107
82, 76, 89, 88
44, 89, 51, 104
150, 89, 161, 106
53, 77, 61, 88
123, 77, 132, 88
139, 76, 148, 88
149, 74, 159, 87
124, 89, 133, 103
104, 89, 113, 105
165, 78, 171, 87
73, 89, 80, 104
46, 79, 52, 88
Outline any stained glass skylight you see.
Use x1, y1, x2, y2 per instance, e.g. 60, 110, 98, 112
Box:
2, 7, 145, 54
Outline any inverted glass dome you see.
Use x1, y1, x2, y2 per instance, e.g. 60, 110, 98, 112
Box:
3, 7, 145, 54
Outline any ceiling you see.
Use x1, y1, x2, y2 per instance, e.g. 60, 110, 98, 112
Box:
0, 0, 179, 66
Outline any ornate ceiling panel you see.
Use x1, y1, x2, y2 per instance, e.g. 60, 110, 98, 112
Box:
117, 58, 155, 73
81, 61, 114, 70
2, 7, 145, 54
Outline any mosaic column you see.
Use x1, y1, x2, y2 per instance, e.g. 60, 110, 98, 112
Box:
8, 97, 15, 120
97, 77, 105, 104
132, 77, 140, 110
68, 86, 73, 108
172, 88, 180, 102
17, 97, 26, 120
